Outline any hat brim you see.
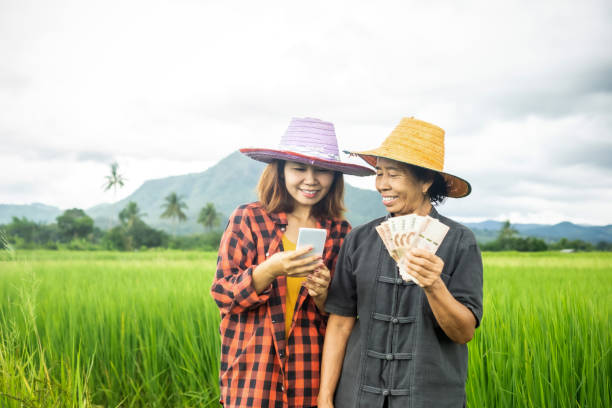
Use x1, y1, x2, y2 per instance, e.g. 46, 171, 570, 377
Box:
345, 150, 472, 198
240, 148, 375, 177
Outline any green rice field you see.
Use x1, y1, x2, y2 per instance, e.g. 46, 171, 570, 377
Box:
0, 250, 610, 407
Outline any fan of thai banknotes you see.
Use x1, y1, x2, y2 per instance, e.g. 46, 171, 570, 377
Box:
376, 215, 450, 283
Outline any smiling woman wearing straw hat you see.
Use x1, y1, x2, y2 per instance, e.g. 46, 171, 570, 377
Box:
210, 117, 373, 408
318, 118, 483, 408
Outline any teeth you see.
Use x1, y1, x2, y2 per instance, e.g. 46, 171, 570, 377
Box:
302, 189, 318, 194
382, 196, 397, 202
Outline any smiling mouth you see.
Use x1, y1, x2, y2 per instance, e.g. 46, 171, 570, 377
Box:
382, 196, 398, 205
299, 188, 320, 198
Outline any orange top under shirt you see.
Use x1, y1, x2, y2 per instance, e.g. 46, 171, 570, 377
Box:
282, 235, 306, 338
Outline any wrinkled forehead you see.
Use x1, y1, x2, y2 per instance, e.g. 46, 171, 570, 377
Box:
375, 157, 407, 170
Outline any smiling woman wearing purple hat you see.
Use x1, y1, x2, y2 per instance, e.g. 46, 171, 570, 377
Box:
210, 117, 373, 408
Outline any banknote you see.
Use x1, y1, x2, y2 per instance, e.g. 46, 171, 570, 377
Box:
376, 215, 449, 283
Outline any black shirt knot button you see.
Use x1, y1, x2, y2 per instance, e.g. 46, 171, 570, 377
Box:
392, 318, 399, 324
382, 390, 390, 396
386, 354, 393, 360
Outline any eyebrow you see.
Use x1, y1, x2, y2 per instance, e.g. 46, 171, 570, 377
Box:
375, 166, 402, 171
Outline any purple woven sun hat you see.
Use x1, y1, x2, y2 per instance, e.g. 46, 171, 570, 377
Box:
240, 117, 374, 177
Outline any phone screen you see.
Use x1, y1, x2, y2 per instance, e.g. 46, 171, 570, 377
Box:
296, 228, 327, 257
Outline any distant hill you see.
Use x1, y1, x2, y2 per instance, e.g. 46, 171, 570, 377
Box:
466, 220, 612, 244
2, 152, 611, 243
0, 203, 61, 224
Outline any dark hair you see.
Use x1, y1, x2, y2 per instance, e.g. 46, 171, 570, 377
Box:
401, 163, 449, 205
256, 160, 345, 219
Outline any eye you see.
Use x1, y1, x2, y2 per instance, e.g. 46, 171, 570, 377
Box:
315, 168, 331, 174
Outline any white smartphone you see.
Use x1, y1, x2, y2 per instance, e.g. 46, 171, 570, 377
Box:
296, 228, 327, 258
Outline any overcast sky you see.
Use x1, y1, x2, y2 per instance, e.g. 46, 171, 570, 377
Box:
1, 0, 611, 225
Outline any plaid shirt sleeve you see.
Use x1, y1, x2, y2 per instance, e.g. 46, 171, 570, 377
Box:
211, 204, 272, 317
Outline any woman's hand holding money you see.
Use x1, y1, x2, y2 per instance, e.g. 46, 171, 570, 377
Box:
400, 248, 445, 290
401, 247, 476, 344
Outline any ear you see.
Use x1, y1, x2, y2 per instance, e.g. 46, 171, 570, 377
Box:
422, 179, 434, 195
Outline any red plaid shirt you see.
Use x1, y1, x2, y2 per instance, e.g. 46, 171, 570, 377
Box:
211, 202, 350, 408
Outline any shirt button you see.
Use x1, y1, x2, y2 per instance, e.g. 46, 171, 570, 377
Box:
266, 252, 270, 257
386, 354, 393, 360
382, 390, 390, 396
281, 227, 286, 231
396, 278, 403, 284
392, 318, 399, 324
282, 385, 285, 392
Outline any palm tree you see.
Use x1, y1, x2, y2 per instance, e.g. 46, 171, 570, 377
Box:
103, 162, 126, 196
160, 192, 188, 235
119, 201, 146, 229
102, 161, 126, 230
198, 202, 221, 231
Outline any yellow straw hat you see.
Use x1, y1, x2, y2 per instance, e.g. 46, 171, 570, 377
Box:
346, 117, 471, 198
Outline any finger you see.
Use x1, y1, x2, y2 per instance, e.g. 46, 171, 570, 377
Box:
313, 265, 331, 277
289, 245, 315, 259
303, 280, 320, 295
405, 256, 440, 276
287, 261, 324, 277
409, 248, 433, 258
409, 249, 444, 267
304, 281, 326, 297
310, 269, 331, 282
405, 253, 434, 267
307, 274, 329, 289
294, 254, 322, 268
406, 268, 425, 287
404, 260, 432, 277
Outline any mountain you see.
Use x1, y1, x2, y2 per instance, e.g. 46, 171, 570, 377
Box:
465, 220, 612, 244
85, 151, 386, 234
0, 203, 62, 224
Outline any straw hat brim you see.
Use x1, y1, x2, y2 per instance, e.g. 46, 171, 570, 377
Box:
345, 149, 472, 198
240, 148, 375, 177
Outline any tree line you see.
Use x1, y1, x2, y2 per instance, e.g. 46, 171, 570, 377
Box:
479, 221, 612, 252
0, 197, 223, 251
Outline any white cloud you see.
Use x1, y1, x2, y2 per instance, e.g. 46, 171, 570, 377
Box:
1, 0, 611, 224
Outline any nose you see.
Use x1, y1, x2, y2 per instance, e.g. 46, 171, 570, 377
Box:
304, 167, 317, 184
376, 173, 390, 191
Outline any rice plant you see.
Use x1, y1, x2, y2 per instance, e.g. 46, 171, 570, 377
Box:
0, 251, 221, 407
466, 252, 611, 407
0, 229, 15, 261
0, 250, 610, 407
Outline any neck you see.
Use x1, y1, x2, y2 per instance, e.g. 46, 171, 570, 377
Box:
393, 197, 432, 217
415, 200, 432, 216
289, 204, 314, 224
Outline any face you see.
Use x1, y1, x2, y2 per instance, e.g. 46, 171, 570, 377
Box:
375, 157, 433, 216
283, 161, 335, 209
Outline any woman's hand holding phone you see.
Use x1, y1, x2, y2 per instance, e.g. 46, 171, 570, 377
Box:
267, 246, 323, 277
